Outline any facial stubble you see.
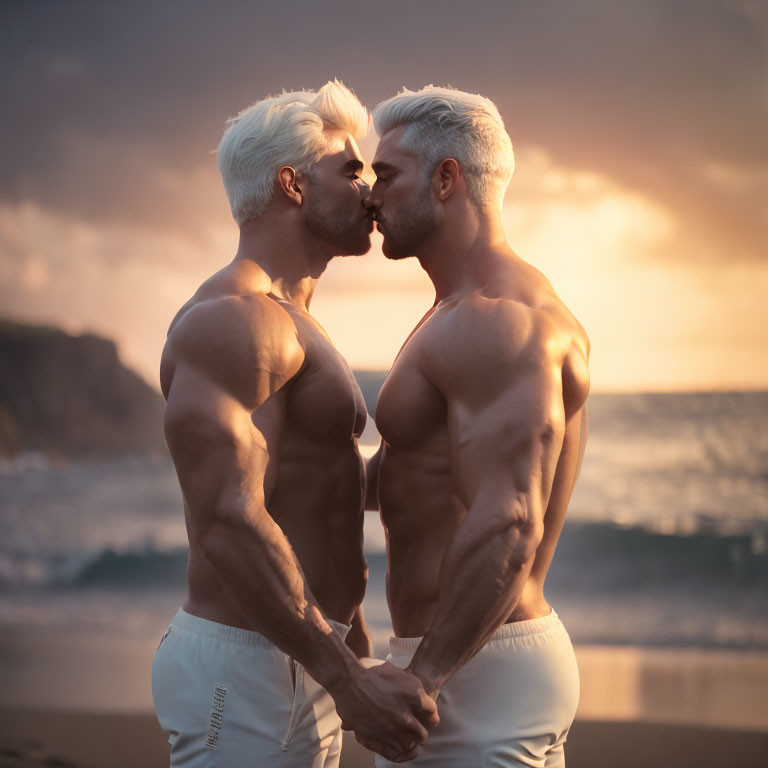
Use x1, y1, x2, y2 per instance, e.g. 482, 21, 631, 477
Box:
381, 177, 438, 261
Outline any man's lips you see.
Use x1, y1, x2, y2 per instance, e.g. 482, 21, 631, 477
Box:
369, 211, 385, 234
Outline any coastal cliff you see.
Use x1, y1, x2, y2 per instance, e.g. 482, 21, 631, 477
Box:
0, 319, 166, 458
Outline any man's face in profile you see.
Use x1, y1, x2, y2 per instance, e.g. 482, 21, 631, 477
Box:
301, 130, 373, 257
367, 126, 439, 261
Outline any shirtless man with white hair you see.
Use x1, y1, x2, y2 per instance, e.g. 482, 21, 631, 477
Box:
152, 81, 437, 767
364, 87, 590, 766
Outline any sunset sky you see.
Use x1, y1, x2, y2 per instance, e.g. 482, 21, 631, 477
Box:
1, 1, 766, 392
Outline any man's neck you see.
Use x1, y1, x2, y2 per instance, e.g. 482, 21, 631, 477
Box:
233, 213, 333, 311
417, 207, 510, 303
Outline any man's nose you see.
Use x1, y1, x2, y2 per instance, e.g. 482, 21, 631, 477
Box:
362, 188, 378, 211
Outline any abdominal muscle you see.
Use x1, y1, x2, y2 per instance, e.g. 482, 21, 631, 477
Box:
183, 440, 366, 631
380, 444, 550, 638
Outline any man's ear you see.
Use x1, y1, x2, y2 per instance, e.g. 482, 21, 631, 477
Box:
278, 166, 303, 205
436, 158, 460, 201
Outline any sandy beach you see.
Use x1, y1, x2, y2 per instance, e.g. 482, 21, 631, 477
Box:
1, 623, 767, 768
1, 709, 767, 768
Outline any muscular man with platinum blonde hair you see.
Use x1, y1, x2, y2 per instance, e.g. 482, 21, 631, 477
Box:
152, 80, 438, 768
219, 80, 369, 226
365, 85, 590, 766
372, 85, 514, 212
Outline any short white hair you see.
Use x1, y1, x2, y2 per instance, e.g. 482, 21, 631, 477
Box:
218, 80, 368, 225
372, 86, 514, 210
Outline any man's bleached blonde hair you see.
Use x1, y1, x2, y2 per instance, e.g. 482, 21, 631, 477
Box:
372, 86, 514, 211
218, 80, 368, 225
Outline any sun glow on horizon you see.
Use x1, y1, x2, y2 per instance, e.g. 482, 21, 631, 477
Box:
1, 143, 767, 394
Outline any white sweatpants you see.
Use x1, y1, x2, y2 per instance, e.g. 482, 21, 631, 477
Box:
151, 608, 349, 767
376, 610, 580, 768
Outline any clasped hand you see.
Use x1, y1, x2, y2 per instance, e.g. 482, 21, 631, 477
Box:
335, 661, 439, 763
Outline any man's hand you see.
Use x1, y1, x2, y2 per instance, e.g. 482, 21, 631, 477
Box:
333, 662, 439, 763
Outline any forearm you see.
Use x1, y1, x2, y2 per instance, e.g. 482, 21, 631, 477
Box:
328, 503, 368, 611
199, 511, 361, 694
346, 604, 374, 658
407, 512, 540, 695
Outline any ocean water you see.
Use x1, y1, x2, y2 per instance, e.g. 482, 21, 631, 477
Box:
1, 391, 767, 650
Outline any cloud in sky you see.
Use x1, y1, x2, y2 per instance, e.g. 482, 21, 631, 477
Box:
0, 0, 766, 390
499, 148, 768, 390
4, 145, 766, 392
2, 0, 765, 254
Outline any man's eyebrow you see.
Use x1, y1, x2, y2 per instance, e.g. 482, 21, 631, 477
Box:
372, 161, 397, 174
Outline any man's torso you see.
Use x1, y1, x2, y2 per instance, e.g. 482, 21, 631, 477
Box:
161, 261, 369, 627
376, 253, 590, 637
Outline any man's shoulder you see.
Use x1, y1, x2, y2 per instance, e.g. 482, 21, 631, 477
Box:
163, 292, 305, 406
170, 291, 299, 352
424, 287, 587, 399
432, 292, 549, 361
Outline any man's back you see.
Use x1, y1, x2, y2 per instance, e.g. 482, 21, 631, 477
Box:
161, 259, 369, 628
376, 250, 589, 637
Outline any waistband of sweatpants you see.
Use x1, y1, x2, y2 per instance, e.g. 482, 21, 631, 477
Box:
170, 607, 351, 648
388, 609, 562, 653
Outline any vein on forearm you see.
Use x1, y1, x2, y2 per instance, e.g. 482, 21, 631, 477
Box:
409, 491, 543, 688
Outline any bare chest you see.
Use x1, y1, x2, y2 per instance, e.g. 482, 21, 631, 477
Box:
285, 311, 367, 444
376, 326, 446, 450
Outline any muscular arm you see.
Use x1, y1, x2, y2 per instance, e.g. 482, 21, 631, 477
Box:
327, 456, 372, 657
165, 295, 436, 761
345, 604, 374, 658
407, 304, 574, 696
341, 443, 381, 658
165, 295, 360, 690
